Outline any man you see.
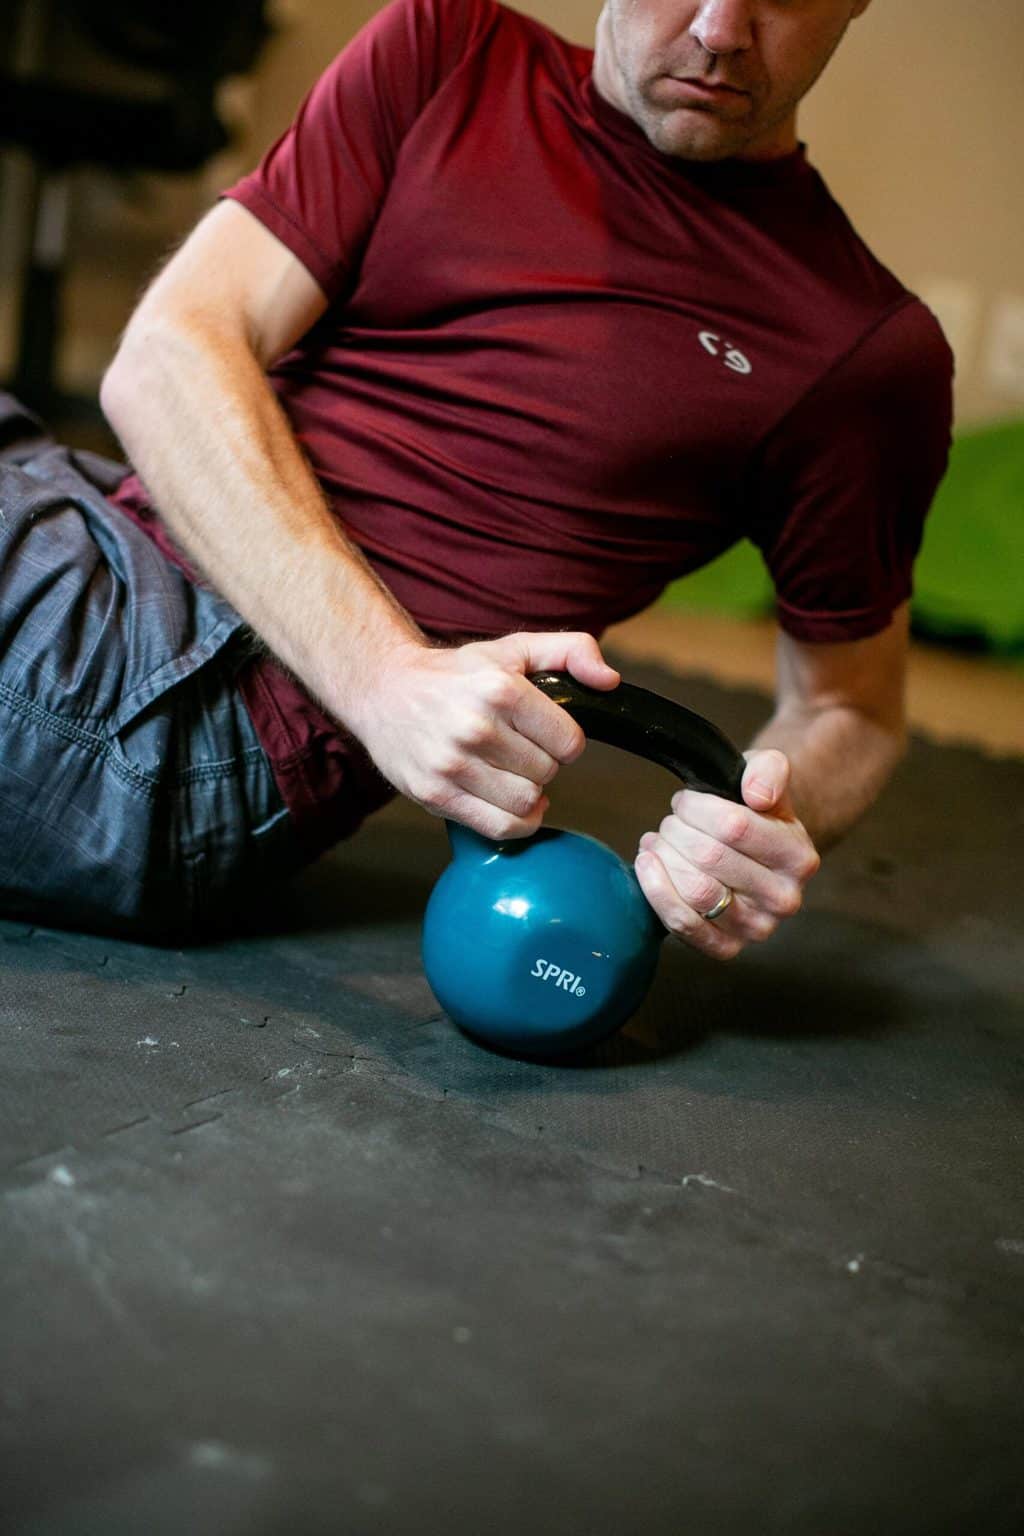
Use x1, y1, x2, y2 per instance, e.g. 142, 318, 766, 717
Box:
0, 0, 952, 953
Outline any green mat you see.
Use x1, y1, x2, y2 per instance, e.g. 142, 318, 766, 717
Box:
661, 418, 1024, 655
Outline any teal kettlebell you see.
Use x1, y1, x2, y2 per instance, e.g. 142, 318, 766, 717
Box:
421, 672, 747, 1058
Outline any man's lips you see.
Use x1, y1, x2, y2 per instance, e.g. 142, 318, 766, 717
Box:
669, 76, 749, 98
655, 75, 751, 110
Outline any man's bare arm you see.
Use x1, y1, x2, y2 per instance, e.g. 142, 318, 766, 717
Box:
634, 606, 910, 959
101, 198, 424, 721
101, 200, 620, 839
747, 604, 910, 852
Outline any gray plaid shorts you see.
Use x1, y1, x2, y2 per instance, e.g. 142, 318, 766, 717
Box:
0, 395, 303, 941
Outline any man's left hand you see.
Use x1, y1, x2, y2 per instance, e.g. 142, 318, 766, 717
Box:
634, 748, 820, 960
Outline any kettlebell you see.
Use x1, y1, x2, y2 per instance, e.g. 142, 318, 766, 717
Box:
421, 672, 747, 1058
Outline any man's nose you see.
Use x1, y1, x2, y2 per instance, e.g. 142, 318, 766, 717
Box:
689, 0, 755, 56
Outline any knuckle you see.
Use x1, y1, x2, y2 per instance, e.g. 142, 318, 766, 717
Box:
492, 812, 529, 841
692, 835, 729, 874
720, 810, 751, 848
658, 888, 702, 935
420, 780, 456, 815
743, 910, 778, 942
690, 875, 722, 914
515, 782, 545, 816
770, 881, 803, 919
430, 748, 467, 783
480, 671, 519, 713
665, 905, 698, 938
557, 722, 586, 764
455, 712, 493, 750
712, 934, 744, 962
801, 846, 822, 881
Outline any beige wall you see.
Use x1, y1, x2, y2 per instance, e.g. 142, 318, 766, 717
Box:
799, 0, 1024, 428
3, 0, 1022, 427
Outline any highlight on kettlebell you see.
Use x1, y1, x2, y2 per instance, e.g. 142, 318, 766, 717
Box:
421, 671, 747, 1059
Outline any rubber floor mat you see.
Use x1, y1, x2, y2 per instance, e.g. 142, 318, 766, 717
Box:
2, 663, 1022, 1536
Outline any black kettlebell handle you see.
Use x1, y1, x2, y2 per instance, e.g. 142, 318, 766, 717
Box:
528, 672, 747, 804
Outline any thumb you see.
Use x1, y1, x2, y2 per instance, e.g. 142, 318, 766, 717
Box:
512, 631, 621, 691
742, 749, 792, 814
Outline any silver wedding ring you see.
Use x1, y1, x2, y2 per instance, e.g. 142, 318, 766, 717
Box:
702, 888, 734, 923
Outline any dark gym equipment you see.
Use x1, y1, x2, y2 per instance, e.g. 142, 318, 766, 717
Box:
0, 0, 273, 423
2, 659, 1022, 1535
423, 672, 747, 1057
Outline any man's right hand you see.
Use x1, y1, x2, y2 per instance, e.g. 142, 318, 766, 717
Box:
346, 632, 620, 840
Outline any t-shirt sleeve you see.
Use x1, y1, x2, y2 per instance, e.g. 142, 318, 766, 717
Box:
221, 0, 497, 301
745, 298, 954, 644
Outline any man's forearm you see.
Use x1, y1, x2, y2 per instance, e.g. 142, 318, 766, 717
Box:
748, 702, 906, 852
101, 311, 425, 729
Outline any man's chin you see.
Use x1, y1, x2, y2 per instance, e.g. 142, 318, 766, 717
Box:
643, 110, 754, 163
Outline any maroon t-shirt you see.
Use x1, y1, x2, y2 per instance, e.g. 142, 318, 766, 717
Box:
110, 0, 954, 856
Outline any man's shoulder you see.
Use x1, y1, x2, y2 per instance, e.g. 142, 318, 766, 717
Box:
394, 0, 580, 64
378, 0, 588, 124
853, 295, 955, 398
382, 0, 558, 46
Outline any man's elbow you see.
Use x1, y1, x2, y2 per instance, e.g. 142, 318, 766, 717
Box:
99, 345, 135, 443
100, 309, 160, 442
100, 307, 198, 446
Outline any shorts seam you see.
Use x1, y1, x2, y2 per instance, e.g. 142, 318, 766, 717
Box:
0, 681, 267, 796
0, 680, 155, 793
175, 745, 267, 786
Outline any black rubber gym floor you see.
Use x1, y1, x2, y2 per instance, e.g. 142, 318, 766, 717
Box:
2, 661, 1022, 1535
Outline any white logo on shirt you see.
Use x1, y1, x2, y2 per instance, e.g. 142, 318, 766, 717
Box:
699, 330, 752, 375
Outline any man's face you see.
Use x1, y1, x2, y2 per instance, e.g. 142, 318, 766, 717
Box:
592, 0, 873, 162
